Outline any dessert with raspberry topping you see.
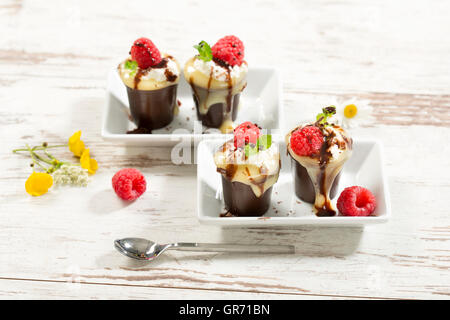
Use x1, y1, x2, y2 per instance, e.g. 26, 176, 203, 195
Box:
286, 106, 353, 216
214, 122, 280, 216
118, 37, 180, 131
184, 36, 248, 133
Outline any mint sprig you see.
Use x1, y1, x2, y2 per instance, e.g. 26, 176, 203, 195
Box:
316, 105, 336, 126
193, 41, 212, 62
124, 60, 138, 77
244, 134, 272, 157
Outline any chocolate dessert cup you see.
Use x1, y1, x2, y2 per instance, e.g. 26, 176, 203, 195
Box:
184, 56, 247, 133
289, 156, 342, 204
214, 124, 280, 217
126, 84, 177, 130
190, 84, 241, 128
286, 121, 352, 217
118, 53, 180, 132
221, 177, 273, 216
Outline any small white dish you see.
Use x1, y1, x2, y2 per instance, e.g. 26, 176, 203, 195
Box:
101, 67, 283, 146
197, 137, 390, 226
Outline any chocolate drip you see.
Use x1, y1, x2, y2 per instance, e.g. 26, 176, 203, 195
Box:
290, 158, 341, 204
225, 164, 237, 179
314, 130, 337, 216
226, 71, 233, 113
216, 163, 238, 180
132, 57, 174, 89
134, 68, 145, 89
152, 58, 169, 69
212, 57, 231, 69
187, 59, 243, 129
188, 83, 240, 128
164, 68, 178, 82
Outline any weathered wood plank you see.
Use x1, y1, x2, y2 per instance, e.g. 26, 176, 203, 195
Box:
0, 0, 449, 299
1, 278, 349, 300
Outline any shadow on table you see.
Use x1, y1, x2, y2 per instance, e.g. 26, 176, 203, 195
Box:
99, 225, 363, 270
88, 189, 133, 214
218, 225, 363, 258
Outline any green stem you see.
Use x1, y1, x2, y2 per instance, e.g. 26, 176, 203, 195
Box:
12, 144, 67, 153
44, 149, 55, 160
32, 151, 53, 165
26, 145, 47, 170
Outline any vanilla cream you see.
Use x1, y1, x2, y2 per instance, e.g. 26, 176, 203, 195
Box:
118, 53, 180, 90
214, 140, 280, 197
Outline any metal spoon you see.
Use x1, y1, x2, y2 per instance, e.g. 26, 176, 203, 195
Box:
114, 238, 295, 261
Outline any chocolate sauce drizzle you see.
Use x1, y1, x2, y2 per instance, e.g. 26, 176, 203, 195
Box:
315, 130, 336, 216
164, 69, 178, 82
216, 140, 272, 196
187, 57, 239, 127
130, 57, 177, 89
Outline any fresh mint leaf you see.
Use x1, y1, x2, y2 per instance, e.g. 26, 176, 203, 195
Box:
244, 144, 258, 157
244, 135, 272, 157
194, 41, 212, 62
316, 105, 336, 127
316, 113, 325, 121
257, 135, 272, 150
125, 60, 137, 70
124, 60, 138, 77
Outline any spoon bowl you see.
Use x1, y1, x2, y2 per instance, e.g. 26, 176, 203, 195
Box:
114, 238, 172, 261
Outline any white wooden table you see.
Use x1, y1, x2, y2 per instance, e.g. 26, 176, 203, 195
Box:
1, 0, 449, 300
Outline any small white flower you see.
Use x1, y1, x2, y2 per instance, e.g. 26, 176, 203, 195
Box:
335, 99, 373, 129
52, 165, 89, 187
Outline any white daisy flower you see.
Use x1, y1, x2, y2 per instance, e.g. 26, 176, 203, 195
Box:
335, 99, 373, 129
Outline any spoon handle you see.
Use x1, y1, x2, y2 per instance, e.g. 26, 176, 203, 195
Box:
171, 242, 295, 254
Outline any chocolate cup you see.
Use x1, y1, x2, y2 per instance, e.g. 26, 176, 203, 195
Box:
190, 84, 240, 128
290, 157, 342, 204
126, 84, 178, 130
221, 176, 272, 217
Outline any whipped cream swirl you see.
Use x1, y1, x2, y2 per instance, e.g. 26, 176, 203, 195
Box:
187, 57, 247, 82
215, 140, 280, 197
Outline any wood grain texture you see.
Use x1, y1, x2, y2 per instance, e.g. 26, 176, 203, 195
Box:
0, 0, 449, 299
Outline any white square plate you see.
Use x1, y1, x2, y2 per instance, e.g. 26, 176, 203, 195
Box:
101, 67, 282, 146
197, 137, 390, 226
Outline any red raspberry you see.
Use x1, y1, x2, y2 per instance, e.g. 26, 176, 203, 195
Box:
112, 168, 147, 201
130, 37, 162, 69
337, 186, 377, 216
290, 126, 324, 157
234, 121, 261, 148
211, 35, 245, 67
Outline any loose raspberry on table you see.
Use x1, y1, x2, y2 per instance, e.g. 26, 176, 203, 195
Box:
337, 186, 377, 216
112, 168, 147, 201
211, 35, 245, 67
290, 126, 324, 157
130, 37, 162, 69
234, 121, 261, 148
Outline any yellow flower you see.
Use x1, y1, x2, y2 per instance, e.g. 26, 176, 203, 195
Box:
80, 148, 98, 174
25, 172, 53, 196
69, 131, 85, 157
344, 104, 358, 119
